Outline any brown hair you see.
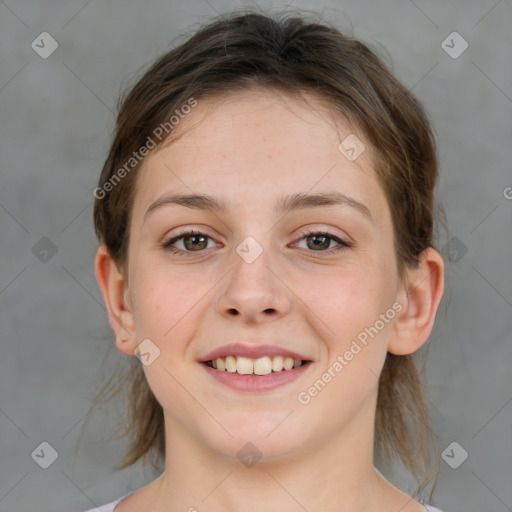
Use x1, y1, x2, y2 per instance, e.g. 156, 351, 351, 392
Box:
90, 9, 444, 498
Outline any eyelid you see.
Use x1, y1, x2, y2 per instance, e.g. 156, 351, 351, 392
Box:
162, 228, 220, 248
292, 226, 352, 249
162, 226, 352, 255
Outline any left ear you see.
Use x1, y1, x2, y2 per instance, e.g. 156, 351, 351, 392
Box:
388, 247, 445, 355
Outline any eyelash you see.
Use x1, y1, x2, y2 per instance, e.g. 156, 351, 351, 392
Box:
162, 228, 352, 256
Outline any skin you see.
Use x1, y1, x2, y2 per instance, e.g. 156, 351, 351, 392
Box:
96, 88, 444, 512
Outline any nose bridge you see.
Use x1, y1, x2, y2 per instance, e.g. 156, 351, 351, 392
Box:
215, 234, 291, 321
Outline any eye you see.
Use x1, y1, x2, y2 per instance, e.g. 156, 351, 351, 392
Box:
293, 229, 352, 252
162, 228, 352, 256
162, 229, 218, 255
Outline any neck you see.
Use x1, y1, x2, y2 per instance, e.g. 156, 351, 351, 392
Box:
151, 409, 392, 512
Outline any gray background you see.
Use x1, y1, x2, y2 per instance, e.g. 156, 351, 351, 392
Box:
1, 1, 511, 511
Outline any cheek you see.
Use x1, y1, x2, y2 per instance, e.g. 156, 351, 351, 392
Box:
130, 267, 208, 418
129, 260, 227, 374
297, 263, 394, 347
294, 269, 391, 420
297, 261, 396, 412
294, 263, 395, 413
130, 263, 201, 347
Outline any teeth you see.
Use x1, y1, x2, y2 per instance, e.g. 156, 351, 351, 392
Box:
283, 357, 294, 370
207, 355, 304, 375
272, 355, 284, 372
254, 356, 272, 375
225, 355, 237, 373
237, 356, 254, 375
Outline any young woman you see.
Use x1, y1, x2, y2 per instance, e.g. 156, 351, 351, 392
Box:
87, 10, 445, 512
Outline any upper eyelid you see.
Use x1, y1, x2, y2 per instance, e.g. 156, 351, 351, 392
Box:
164, 228, 350, 249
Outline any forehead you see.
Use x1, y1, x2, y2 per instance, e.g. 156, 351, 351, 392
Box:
157, 87, 369, 160
131, 88, 388, 226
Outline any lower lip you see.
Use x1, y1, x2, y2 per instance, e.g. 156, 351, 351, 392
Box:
201, 362, 312, 392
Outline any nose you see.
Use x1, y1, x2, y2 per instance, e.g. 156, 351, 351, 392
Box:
215, 242, 292, 324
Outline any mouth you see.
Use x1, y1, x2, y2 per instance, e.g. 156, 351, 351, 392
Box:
204, 355, 309, 375
201, 356, 313, 394
199, 343, 313, 392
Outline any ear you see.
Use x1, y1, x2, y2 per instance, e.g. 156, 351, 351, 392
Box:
388, 247, 445, 355
94, 245, 139, 356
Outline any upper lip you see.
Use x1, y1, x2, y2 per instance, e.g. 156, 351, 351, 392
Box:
200, 342, 311, 363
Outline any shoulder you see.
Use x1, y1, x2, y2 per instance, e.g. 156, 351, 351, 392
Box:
83, 494, 444, 512
83, 493, 132, 512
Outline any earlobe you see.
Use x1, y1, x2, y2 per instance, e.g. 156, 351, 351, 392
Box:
388, 247, 445, 355
94, 245, 138, 355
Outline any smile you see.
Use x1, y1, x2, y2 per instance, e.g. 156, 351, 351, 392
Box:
205, 355, 304, 375
202, 358, 312, 392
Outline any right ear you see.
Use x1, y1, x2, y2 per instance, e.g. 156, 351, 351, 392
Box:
94, 245, 138, 356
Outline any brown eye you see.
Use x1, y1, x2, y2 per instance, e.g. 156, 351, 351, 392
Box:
182, 233, 209, 251
306, 234, 331, 250
294, 230, 351, 252
163, 230, 216, 254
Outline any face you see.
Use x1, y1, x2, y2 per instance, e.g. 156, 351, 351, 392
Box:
120, 88, 405, 461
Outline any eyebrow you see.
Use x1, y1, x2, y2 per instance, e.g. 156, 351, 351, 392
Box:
144, 191, 372, 222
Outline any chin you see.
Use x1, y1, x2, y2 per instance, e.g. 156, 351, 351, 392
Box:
201, 415, 311, 464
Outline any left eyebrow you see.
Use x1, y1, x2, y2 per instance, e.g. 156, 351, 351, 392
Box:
144, 191, 372, 222
275, 192, 372, 221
